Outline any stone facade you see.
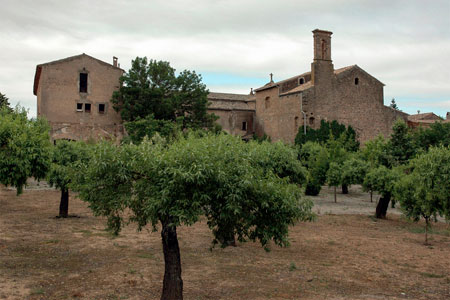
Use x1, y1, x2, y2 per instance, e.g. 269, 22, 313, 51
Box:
34, 54, 124, 142
35, 30, 415, 145
250, 29, 409, 144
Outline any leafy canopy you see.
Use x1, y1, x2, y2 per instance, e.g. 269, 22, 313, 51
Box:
71, 133, 315, 248
0, 106, 51, 194
0, 92, 12, 111
395, 146, 450, 223
111, 57, 217, 134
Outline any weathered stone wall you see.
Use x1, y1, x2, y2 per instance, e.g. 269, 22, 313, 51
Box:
36, 55, 124, 141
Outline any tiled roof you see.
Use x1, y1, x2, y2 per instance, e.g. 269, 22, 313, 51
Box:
280, 81, 313, 96
407, 112, 442, 121
208, 92, 254, 101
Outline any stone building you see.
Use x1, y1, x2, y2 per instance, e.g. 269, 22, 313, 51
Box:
209, 29, 409, 143
407, 112, 449, 129
35, 29, 412, 144
34, 53, 125, 142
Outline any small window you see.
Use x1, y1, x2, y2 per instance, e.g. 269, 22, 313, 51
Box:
354, 77, 359, 85
98, 103, 105, 114
242, 121, 247, 131
80, 73, 88, 93
84, 103, 91, 113
265, 96, 271, 109
295, 116, 299, 128
309, 117, 315, 126
76, 103, 83, 111
299, 78, 305, 85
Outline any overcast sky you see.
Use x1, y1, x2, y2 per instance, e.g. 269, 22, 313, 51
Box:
1, 0, 449, 117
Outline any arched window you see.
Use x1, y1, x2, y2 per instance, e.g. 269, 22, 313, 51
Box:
355, 77, 359, 85
265, 96, 271, 109
299, 77, 305, 85
309, 117, 315, 126
295, 116, 299, 128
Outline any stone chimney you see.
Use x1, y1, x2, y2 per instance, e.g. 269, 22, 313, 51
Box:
113, 56, 118, 67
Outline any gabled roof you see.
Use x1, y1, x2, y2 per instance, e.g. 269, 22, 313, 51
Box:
33, 53, 124, 95
254, 64, 384, 95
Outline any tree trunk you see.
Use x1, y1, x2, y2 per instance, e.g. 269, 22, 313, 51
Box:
370, 191, 373, 203
375, 192, 391, 219
424, 217, 429, 245
334, 186, 337, 203
161, 219, 183, 300
342, 184, 348, 194
59, 189, 69, 218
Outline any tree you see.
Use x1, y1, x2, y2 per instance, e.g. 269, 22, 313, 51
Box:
340, 156, 369, 193
0, 106, 51, 194
326, 162, 342, 202
364, 166, 400, 218
111, 57, 218, 135
388, 119, 416, 166
295, 119, 359, 152
394, 146, 450, 244
72, 133, 314, 300
47, 140, 89, 217
411, 122, 450, 151
298, 142, 329, 196
390, 98, 400, 110
0, 92, 12, 111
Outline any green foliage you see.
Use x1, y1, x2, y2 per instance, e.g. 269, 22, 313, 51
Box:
389, 98, 400, 110
0, 92, 12, 111
412, 122, 450, 151
326, 162, 342, 188
122, 114, 182, 144
299, 142, 329, 195
111, 57, 217, 132
47, 140, 90, 190
248, 140, 307, 185
72, 133, 315, 247
0, 106, 51, 194
341, 156, 369, 187
395, 146, 450, 223
363, 165, 399, 197
295, 119, 359, 152
388, 119, 416, 166
360, 135, 390, 167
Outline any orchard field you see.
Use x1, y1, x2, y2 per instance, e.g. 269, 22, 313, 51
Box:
1, 184, 449, 300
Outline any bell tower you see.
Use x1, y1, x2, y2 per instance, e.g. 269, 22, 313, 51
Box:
311, 29, 334, 85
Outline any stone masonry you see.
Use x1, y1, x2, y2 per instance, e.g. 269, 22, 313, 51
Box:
34, 54, 124, 142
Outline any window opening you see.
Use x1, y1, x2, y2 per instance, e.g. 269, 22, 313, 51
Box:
309, 117, 315, 126
98, 103, 105, 114
299, 78, 305, 85
265, 96, 271, 109
354, 78, 359, 85
76, 103, 83, 111
84, 103, 91, 113
242, 121, 247, 131
295, 116, 299, 128
80, 73, 88, 93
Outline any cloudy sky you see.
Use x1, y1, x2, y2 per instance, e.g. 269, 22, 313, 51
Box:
1, 0, 449, 117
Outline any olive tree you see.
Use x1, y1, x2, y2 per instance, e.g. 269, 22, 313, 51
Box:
394, 146, 450, 244
364, 166, 400, 219
47, 140, 89, 217
340, 157, 369, 193
72, 133, 314, 300
326, 162, 342, 202
0, 106, 51, 194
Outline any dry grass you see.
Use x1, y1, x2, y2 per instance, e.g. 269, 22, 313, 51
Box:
0, 185, 449, 300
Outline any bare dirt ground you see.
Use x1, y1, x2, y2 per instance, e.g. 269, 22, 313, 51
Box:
0, 183, 449, 300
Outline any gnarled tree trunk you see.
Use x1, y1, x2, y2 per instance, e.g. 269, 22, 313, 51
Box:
59, 189, 69, 218
161, 219, 183, 300
375, 192, 391, 219
342, 184, 348, 194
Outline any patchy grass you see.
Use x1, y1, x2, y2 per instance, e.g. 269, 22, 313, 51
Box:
1, 187, 450, 300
